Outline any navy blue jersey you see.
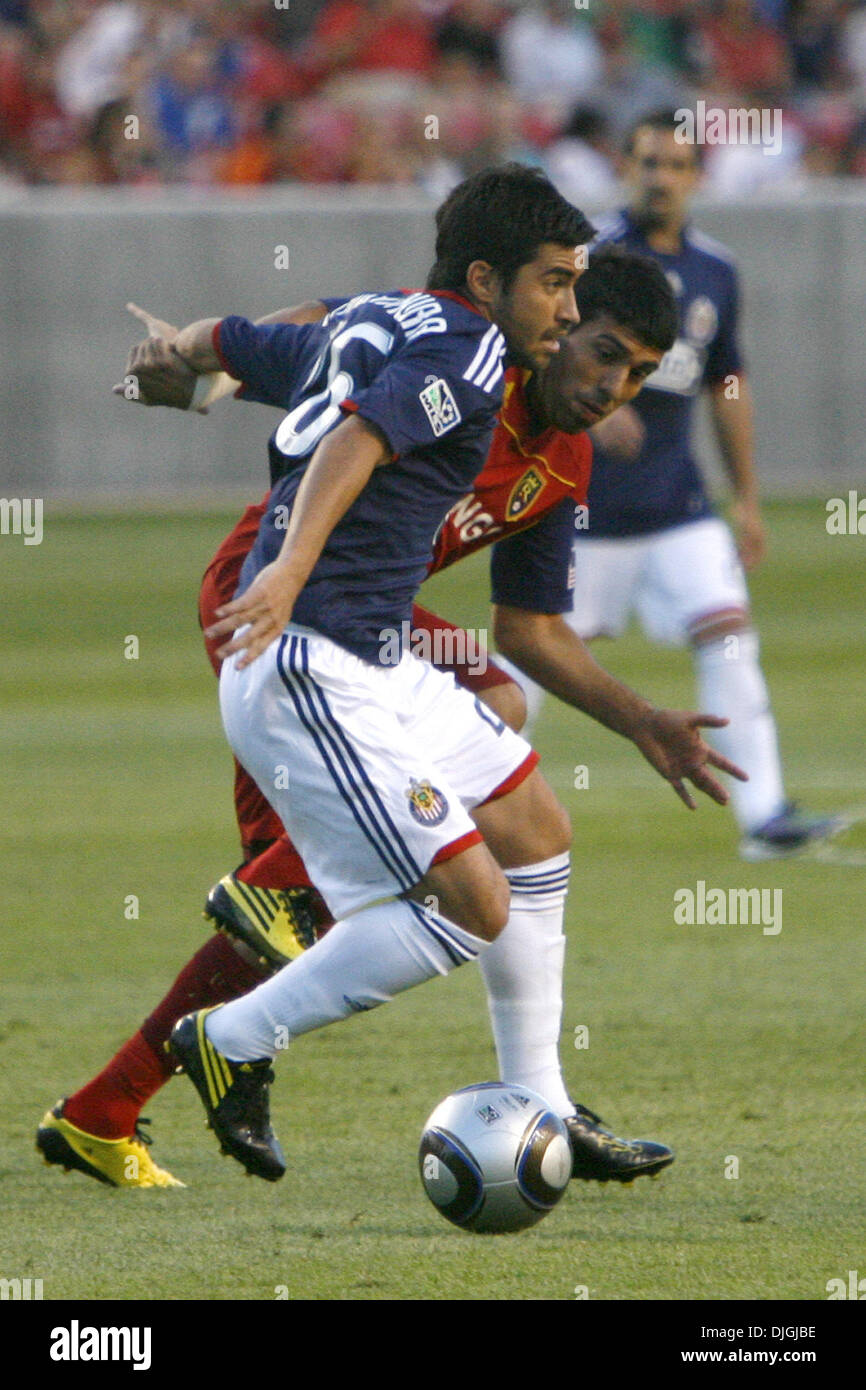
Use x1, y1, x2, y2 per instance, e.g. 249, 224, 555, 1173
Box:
215, 290, 506, 663
489, 497, 578, 613
585, 209, 743, 538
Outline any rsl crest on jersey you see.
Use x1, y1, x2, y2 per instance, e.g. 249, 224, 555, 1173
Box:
406, 778, 450, 826
506, 465, 547, 520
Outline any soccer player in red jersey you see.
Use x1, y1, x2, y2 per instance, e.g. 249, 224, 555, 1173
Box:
38, 249, 741, 1187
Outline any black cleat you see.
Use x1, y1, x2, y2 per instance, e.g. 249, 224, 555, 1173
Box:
167, 1009, 285, 1181
740, 803, 847, 861
204, 871, 327, 970
565, 1103, 674, 1183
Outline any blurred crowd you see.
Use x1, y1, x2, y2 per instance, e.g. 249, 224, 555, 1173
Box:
4, 0, 866, 193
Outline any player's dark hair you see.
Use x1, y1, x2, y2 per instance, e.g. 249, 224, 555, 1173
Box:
624, 107, 704, 166
427, 163, 595, 294
576, 246, 678, 354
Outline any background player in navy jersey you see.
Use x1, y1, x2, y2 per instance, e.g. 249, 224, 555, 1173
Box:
518, 110, 842, 861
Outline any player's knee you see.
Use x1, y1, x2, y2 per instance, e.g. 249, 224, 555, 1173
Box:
420, 851, 511, 943
449, 864, 511, 942
540, 795, 572, 858
478, 680, 527, 733
526, 774, 573, 857
470, 873, 512, 941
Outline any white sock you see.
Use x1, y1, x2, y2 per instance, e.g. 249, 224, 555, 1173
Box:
480, 852, 573, 1118
206, 898, 486, 1061
693, 629, 786, 832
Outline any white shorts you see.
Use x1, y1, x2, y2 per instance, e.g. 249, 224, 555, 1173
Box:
219, 624, 536, 920
568, 518, 749, 646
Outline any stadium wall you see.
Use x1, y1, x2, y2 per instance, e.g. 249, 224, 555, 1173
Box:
1, 184, 863, 500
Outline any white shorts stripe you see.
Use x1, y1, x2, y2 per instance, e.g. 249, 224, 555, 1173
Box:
278, 635, 421, 892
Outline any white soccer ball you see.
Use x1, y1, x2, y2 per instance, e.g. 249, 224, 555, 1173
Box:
419, 1082, 573, 1233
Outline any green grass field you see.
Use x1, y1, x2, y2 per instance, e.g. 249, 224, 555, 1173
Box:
2, 501, 864, 1302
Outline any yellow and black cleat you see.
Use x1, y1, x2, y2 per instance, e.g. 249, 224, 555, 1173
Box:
204, 873, 325, 970
565, 1103, 674, 1183
167, 1008, 285, 1181
36, 1102, 185, 1188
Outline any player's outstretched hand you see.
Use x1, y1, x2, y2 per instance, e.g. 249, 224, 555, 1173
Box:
112, 302, 203, 411
125, 302, 179, 342
631, 709, 748, 810
205, 561, 301, 669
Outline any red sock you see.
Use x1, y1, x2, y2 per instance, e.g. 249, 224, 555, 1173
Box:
63, 935, 267, 1139
238, 835, 313, 889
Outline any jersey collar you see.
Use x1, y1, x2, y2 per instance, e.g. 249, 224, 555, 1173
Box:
429, 288, 489, 319
399, 286, 489, 320
499, 369, 587, 489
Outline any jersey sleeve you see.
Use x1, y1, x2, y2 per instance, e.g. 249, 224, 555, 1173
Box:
214, 316, 312, 408
490, 497, 577, 614
344, 325, 506, 458
320, 295, 351, 315
703, 264, 744, 384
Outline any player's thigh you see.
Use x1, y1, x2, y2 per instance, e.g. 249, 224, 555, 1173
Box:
567, 536, 647, 639
412, 839, 511, 942
637, 518, 749, 645
219, 629, 485, 923
472, 766, 571, 869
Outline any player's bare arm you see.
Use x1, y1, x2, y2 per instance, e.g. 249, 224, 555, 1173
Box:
708, 375, 766, 569
207, 414, 392, 667
492, 604, 747, 809
587, 400, 646, 460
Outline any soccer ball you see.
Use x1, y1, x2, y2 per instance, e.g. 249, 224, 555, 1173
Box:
419, 1082, 572, 1233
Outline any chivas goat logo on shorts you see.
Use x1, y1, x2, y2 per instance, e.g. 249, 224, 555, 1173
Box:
506, 465, 546, 520
406, 778, 449, 827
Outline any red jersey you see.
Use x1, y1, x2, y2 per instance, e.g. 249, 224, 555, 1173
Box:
431, 367, 591, 574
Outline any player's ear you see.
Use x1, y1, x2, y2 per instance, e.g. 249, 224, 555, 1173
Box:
465, 260, 500, 315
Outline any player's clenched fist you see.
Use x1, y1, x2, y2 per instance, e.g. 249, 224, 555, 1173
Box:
112, 301, 204, 411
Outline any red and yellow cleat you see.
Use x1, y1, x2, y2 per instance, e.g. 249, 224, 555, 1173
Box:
36, 1101, 185, 1189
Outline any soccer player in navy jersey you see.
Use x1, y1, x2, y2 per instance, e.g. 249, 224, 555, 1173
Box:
148, 165, 622, 1181
39, 236, 746, 1188
521, 110, 843, 860
167, 187, 747, 1181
